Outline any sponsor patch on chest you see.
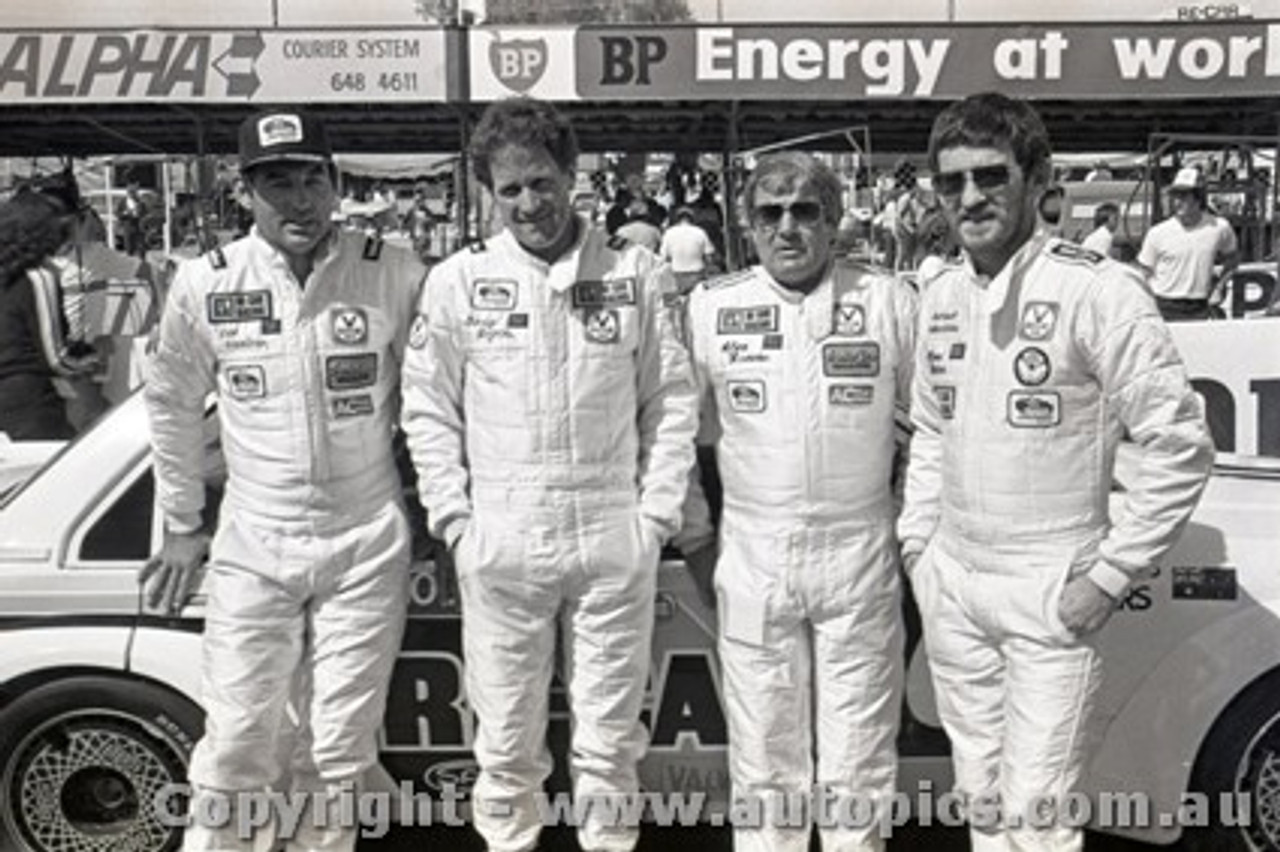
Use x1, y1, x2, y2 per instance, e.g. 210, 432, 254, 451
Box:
829, 384, 874, 406
822, 342, 880, 377
208, 291, 272, 324
1019, 302, 1059, 341
325, 354, 378, 391
832, 303, 866, 336
224, 365, 266, 399
573, 278, 637, 308
470, 279, 518, 311
1007, 390, 1061, 427
726, 379, 767, 413
935, 385, 956, 420
332, 394, 375, 419
717, 305, 779, 335
583, 308, 620, 344
1013, 346, 1052, 387
331, 307, 368, 345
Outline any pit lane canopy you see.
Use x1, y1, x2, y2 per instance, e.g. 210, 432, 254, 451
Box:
0, 20, 1276, 156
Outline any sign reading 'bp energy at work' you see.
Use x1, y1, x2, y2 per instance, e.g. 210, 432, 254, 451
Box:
0, 29, 447, 102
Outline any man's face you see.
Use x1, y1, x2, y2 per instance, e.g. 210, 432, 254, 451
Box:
245, 161, 336, 258
749, 179, 834, 291
1170, 190, 1202, 225
488, 143, 576, 260
934, 145, 1042, 276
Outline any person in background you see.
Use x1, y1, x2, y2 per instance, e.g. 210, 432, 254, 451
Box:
615, 197, 663, 253
116, 181, 146, 257
142, 109, 425, 852
401, 96, 697, 852
1080, 201, 1120, 259
0, 188, 100, 440
900, 92, 1214, 852
659, 206, 716, 294
1138, 166, 1240, 321
679, 151, 916, 852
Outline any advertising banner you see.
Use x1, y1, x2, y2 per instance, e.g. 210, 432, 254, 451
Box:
570, 21, 1280, 100
0, 29, 447, 103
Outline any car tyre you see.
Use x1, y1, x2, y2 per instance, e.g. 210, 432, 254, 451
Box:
1185, 668, 1280, 851
0, 675, 203, 852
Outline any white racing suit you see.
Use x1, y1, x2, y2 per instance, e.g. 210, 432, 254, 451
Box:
897, 237, 1214, 852
679, 262, 918, 852
401, 221, 697, 852
146, 229, 425, 852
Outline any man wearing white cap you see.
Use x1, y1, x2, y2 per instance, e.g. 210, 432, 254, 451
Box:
1137, 166, 1239, 321
143, 110, 426, 852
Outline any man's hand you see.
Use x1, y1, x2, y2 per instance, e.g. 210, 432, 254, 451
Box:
1057, 573, 1118, 636
683, 545, 718, 611
140, 529, 210, 614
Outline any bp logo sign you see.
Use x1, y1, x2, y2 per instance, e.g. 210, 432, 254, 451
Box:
490, 37, 547, 92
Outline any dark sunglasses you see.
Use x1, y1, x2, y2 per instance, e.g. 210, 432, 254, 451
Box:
931, 164, 1012, 198
752, 201, 824, 228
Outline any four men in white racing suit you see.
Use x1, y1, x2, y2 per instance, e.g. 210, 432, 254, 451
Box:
678, 152, 917, 852
139, 93, 1217, 851
143, 110, 427, 852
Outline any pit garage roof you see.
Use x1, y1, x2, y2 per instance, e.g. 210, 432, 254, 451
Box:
1, 96, 1276, 160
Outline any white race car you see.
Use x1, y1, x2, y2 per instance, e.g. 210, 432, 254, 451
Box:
0, 386, 1278, 852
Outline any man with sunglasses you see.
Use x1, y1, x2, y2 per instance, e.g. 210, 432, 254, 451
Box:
679, 151, 917, 851
898, 93, 1214, 851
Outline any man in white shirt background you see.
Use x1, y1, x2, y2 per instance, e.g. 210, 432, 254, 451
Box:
659, 206, 716, 294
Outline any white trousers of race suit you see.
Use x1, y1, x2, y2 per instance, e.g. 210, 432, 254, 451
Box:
183, 501, 410, 852
454, 492, 661, 852
911, 537, 1103, 852
715, 517, 903, 852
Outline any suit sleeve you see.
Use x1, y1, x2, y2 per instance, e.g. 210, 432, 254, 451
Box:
1080, 268, 1215, 597
634, 259, 699, 542
896, 286, 942, 567
144, 260, 218, 535
672, 285, 718, 555
400, 260, 472, 549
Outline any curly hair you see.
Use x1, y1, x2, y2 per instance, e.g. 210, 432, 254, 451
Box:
468, 97, 579, 190
0, 189, 72, 291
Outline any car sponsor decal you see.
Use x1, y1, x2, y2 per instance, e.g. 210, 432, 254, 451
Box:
408, 314, 428, 350
573, 278, 637, 308
326, 354, 378, 391
508, 313, 529, 329
717, 305, 779, 335
470, 279, 518, 311
829, 383, 874, 406
583, 308, 620, 344
833, 303, 866, 336
1020, 301, 1059, 341
1013, 346, 1052, 386
822, 342, 880, 377
1007, 390, 1061, 427
332, 394, 375, 419
726, 379, 766, 413
225, 364, 266, 399
331, 307, 369, 345
763, 333, 784, 350
208, 291, 272, 324
935, 385, 956, 419
1171, 567, 1237, 601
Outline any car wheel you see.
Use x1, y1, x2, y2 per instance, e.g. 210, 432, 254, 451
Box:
0, 676, 203, 852
1185, 668, 1280, 851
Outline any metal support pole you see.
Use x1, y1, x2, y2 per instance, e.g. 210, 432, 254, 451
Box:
723, 100, 741, 272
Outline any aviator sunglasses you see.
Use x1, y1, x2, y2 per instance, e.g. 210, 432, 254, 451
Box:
752, 201, 824, 228
931, 164, 1013, 199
